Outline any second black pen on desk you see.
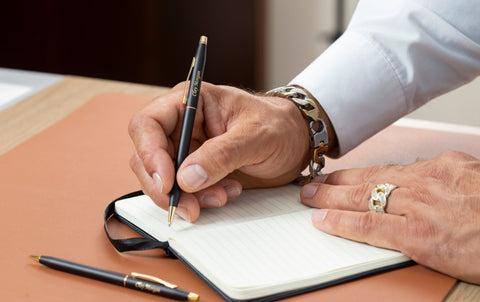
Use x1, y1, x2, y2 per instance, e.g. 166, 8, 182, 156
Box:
29, 255, 199, 301
168, 35, 208, 226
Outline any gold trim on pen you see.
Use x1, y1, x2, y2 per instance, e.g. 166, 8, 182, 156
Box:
183, 57, 196, 105
168, 206, 177, 227
29, 255, 41, 262
186, 106, 196, 110
188, 292, 200, 302
199, 35, 207, 45
131, 272, 177, 289
28, 254, 200, 300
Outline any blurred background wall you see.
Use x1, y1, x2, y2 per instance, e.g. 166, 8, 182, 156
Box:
0, 1, 262, 89
1, 0, 478, 126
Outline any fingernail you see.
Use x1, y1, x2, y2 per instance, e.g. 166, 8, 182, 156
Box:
302, 184, 318, 199
312, 174, 328, 183
312, 209, 328, 223
181, 164, 208, 189
152, 172, 164, 193
175, 207, 191, 222
225, 185, 241, 200
200, 193, 221, 207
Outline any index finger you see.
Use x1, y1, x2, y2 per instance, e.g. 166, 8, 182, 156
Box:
128, 90, 184, 192
312, 209, 407, 252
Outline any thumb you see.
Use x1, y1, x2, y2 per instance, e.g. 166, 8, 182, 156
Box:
176, 125, 267, 192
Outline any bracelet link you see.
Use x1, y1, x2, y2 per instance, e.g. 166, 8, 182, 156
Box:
266, 86, 328, 185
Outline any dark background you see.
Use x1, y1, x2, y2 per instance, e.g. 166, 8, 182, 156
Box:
0, 1, 264, 90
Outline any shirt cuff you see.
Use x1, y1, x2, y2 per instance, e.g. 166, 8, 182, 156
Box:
290, 31, 408, 157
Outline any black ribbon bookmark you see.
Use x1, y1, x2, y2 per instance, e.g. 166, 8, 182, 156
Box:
103, 191, 174, 257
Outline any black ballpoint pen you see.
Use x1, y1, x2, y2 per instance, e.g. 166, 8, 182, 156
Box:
168, 36, 207, 226
29, 255, 199, 301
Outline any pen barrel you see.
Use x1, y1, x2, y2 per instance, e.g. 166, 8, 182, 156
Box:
185, 41, 207, 109
37, 256, 194, 300
176, 40, 207, 167
175, 107, 197, 167
39, 256, 126, 285
125, 277, 191, 300
169, 37, 207, 214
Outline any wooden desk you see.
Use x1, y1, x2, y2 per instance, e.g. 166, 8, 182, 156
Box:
1, 75, 478, 301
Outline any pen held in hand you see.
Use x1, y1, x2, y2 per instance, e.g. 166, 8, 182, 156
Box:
168, 36, 208, 227
29, 255, 199, 301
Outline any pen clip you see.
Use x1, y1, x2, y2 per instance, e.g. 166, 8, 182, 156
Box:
131, 272, 178, 289
183, 57, 196, 105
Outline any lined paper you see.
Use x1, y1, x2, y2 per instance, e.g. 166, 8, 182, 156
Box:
115, 185, 409, 300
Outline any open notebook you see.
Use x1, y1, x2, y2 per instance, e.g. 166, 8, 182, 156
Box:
114, 184, 411, 301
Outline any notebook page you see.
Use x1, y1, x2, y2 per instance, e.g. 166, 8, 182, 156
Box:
172, 209, 408, 299
115, 185, 409, 300
115, 185, 307, 239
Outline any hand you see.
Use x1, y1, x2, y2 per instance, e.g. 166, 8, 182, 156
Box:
128, 82, 311, 222
301, 151, 480, 284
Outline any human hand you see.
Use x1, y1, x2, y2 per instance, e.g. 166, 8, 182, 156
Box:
128, 82, 312, 222
301, 151, 480, 284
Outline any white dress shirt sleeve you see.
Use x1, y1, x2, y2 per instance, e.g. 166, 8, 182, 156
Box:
290, 0, 480, 156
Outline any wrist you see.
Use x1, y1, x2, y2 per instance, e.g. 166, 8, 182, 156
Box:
266, 85, 338, 183
260, 93, 311, 176
291, 85, 339, 158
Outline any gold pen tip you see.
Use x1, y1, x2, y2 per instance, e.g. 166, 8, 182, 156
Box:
168, 206, 177, 227
199, 35, 207, 45
188, 292, 200, 302
29, 255, 40, 262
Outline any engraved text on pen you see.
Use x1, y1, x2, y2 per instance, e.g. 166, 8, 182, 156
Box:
135, 281, 161, 294
192, 71, 201, 97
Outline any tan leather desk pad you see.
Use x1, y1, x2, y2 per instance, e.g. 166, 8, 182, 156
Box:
3, 93, 473, 301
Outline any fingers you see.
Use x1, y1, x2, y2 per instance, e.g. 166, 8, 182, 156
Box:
301, 182, 407, 215
130, 152, 242, 222
129, 152, 169, 206
194, 178, 243, 208
311, 209, 407, 251
303, 164, 412, 216
129, 81, 310, 222
128, 91, 182, 194
322, 165, 407, 186
174, 193, 201, 223
177, 126, 268, 192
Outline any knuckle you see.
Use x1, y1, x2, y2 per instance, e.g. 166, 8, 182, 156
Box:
128, 112, 144, 138
202, 141, 235, 174
129, 153, 139, 171
172, 81, 188, 90
411, 187, 435, 205
355, 212, 377, 236
138, 150, 154, 166
431, 151, 471, 171
414, 156, 451, 182
325, 171, 339, 184
440, 150, 470, 161
349, 183, 373, 209
135, 150, 156, 175
422, 163, 451, 183
315, 185, 333, 207
410, 214, 434, 238
402, 215, 434, 261
362, 165, 385, 183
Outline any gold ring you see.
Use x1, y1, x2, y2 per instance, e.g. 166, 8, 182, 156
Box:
368, 183, 397, 213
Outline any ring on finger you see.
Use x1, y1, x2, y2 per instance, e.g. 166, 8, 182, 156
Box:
368, 183, 397, 213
